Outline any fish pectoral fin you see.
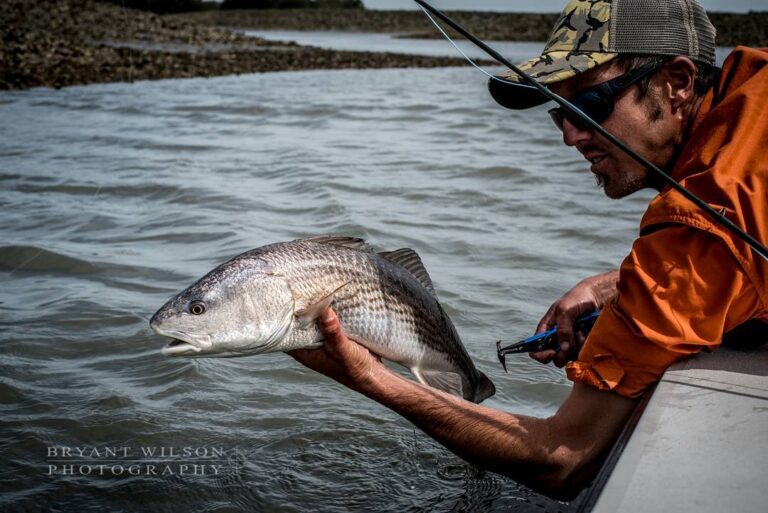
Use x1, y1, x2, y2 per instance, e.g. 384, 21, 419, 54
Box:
294, 281, 349, 329
411, 368, 464, 400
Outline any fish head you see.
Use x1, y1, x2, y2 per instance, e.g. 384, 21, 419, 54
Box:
150, 258, 295, 357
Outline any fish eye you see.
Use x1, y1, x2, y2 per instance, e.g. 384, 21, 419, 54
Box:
189, 301, 206, 315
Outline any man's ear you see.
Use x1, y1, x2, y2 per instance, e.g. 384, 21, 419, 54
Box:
660, 56, 697, 112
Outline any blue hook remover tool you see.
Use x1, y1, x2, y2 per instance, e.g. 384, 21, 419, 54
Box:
496, 311, 601, 372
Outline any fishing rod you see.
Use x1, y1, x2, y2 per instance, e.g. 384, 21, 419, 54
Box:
413, 0, 768, 263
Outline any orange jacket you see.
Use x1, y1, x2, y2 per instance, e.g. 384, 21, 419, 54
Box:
566, 47, 768, 398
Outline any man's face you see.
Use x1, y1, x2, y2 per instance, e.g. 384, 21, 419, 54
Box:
549, 62, 679, 199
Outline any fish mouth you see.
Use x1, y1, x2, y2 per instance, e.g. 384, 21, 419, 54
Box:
162, 338, 204, 356
151, 327, 210, 357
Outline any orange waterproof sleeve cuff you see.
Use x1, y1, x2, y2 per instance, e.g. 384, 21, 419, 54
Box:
566, 354, 626, 392
565, 303, 695, 398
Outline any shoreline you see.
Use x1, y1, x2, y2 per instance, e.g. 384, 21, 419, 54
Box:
0, 1, 476, 91
2, 1, 764, 91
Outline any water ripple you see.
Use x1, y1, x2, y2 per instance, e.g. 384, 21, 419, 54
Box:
0, 62, 651, 512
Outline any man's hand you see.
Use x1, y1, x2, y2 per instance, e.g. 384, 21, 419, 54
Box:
288, 308, 389, 394
532, 269, 620, 367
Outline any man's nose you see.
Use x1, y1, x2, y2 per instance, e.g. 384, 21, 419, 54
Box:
561, 117, 593, 147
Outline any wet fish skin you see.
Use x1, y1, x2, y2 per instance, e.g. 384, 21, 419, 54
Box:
150, 236, 495, 403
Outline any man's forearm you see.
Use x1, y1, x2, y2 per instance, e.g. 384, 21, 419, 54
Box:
358, 367, 636, 498
291, 309, 637, 499
360, 369, 565, 493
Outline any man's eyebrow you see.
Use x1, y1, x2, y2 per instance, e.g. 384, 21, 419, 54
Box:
554, 81, 594, 99
554, 72, 602, 97
568, 70, 621, 96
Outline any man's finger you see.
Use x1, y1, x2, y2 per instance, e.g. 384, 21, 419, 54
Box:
553, 342, 571, 367
318, 308, 344, 342
556, 327, 574, 347
536, 305, 557, 333
287, 347, 326, 369
530, 349, 556, 363
288, 348, 310, 359
574, 331, 588, 352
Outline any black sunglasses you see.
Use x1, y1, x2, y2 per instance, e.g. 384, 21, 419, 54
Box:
548, 61, 663, 132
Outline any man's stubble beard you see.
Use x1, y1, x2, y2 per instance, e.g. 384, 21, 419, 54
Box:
597, 166, 651, 199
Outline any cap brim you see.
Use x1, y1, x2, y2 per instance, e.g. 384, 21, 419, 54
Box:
489, 51, 618, 110
488, 80, 551, 110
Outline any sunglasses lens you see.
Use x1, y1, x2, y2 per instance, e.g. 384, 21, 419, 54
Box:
549, 108, 590, 132
548, 109, 564, 131
577, 92, 612, 123
549, 92, 613, 132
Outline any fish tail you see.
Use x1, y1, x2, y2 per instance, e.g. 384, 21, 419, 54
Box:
473, 371, 496, 403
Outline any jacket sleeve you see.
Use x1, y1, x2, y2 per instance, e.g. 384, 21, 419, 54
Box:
565, 224, 764, 398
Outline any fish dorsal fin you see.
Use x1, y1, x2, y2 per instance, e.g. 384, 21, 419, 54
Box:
378, 248, 437, 298
302, 236, 373, 252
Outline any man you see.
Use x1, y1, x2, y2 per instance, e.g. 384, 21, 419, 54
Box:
290, 0, 768, 499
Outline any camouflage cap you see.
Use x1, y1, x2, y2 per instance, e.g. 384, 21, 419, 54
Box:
489, 0, 717, 110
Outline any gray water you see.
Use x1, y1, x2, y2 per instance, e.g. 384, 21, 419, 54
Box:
244, 30, 548, 61
245, 31, 734, 66
1, 40, 665, 512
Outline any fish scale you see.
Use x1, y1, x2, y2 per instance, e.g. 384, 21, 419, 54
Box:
150, 236, 495, 403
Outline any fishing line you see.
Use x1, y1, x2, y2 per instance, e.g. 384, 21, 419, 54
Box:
414, 0, 768, 263
417, 6, 499, 82
418, 4, 596, 123
418, 4, 599, 136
